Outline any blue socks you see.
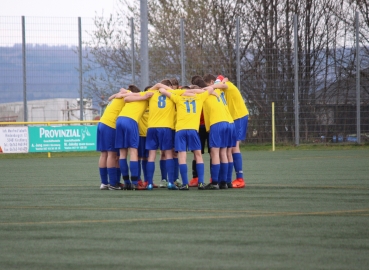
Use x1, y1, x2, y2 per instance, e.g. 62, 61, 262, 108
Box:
166, 159, 175, 184
99, 167, 108, 185
227, 162, 233, 183
107, 167, 117, 186
160, 159, 167, 180
146, 161, 155, 185
232, 153, 243, 179
179, 164, 188, 185
196, 163, 204, 184
210, 164, 220, 184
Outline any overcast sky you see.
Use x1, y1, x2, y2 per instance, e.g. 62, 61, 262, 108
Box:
0, 0, 120, 18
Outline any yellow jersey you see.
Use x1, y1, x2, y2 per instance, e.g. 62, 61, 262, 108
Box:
170, 91, 209, 132
100, 98, 126, 129
147, 89, 186, 129
138, 107, 149, 136
223, 81, 249, 120
118, 92, 149, 123
203, 89, 231, 132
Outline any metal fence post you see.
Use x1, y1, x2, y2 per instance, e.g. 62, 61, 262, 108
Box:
356, 12, 361, 144
140, 0, 149, 89
78, 17, 83, 121
22, 16, 27, 122
131, 17, 135, 85
294, 14, 299, 146
180, 18, 186, 86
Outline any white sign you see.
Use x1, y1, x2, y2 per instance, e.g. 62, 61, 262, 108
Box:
0, 127, 29, 153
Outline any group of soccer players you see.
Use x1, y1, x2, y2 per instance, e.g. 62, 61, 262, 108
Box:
96, 74, 249, 191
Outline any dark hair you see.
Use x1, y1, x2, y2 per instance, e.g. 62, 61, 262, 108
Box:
192, 77, 208, 88
170, 78, 179, 88
203, 73, 216, 84
190, 75, 202, 85
181, 85, 191, 89
144, 85, 153, 92
128, 84, 141, 93
189, 85, 201, 89
160, 79, 173, 87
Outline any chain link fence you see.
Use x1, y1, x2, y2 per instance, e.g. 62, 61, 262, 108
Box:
0, 14, 368, 144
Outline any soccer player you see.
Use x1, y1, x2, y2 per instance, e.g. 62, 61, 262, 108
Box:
189, 78, 210, 187
97, 88, 132, 190
115, 85, 153, 190
136, 86, 151, 190
157, 85, 216, 190
201, 78, 233, 190
205, 75, 249, 188
145, 80, 187, 190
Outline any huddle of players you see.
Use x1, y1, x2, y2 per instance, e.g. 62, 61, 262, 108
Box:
97, 74, 249, 191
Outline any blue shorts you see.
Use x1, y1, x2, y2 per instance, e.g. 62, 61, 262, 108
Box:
138, 136, 148, 158
227, 123, 237, 148
234, 115, 248, 141
209, 122, 229, 148
115, 116, 139, 149
146, 128, 174, 150
175, 130, 201, 152
96, 122, 118, 152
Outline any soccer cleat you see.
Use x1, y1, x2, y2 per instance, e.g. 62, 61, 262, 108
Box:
109, 184, 123, 190
204, 183, 220, 190
189, 177, 198, 187
153, 183, 159, 188
123, 184, 132, 190
118, 183, 125, 189
219, 182, 228, 189
100, 183, 109, 190
146, 184, 154, 190
197, 182, 205, 190
179, 184, 189, 190
226, 182, 233, 188
167, 182, 178, 190
130, 184, 137, 190
232, 178, 246, 188
137, 181, 147, 190
174, 179, 182, 187
159, 179, 168, 188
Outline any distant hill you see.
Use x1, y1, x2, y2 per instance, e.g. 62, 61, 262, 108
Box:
0, 45, 82, 104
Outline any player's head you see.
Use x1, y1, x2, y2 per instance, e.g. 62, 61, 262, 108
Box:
128, 84, 141, 93
190, 75, 202, 85
170, 78, 179, 89
192, 77, 208, 88
203, 73, 216, 85
189, 85, 201, 89
160, 79, 173, 87
144, 85, 153, 92
181, 85, 191, 89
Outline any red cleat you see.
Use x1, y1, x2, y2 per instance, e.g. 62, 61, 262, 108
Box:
153, 183, 158, 188
189, 177, 198, 187
232, 178, 246, 188
137, 181, 147, 190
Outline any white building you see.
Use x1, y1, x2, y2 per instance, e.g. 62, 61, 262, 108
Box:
0, 98, 99, 122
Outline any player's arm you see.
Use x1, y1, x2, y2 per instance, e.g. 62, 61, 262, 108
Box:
158, 87, 172, 98
108, 89, 131, 100
124, 92, 154, 102
203, 86, 219, 98
151, 83, 172, 90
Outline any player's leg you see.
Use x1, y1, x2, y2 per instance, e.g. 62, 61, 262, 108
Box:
128, 147, 139, 189
146, 128, 159, 189
219, 147, 229, 189
159, 150, 167, 185
232, 115, 248, 188
98, 151, 109, 189
106, 150, 118, 189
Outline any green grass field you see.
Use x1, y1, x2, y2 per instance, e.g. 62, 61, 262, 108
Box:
1, 147, 369, 269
